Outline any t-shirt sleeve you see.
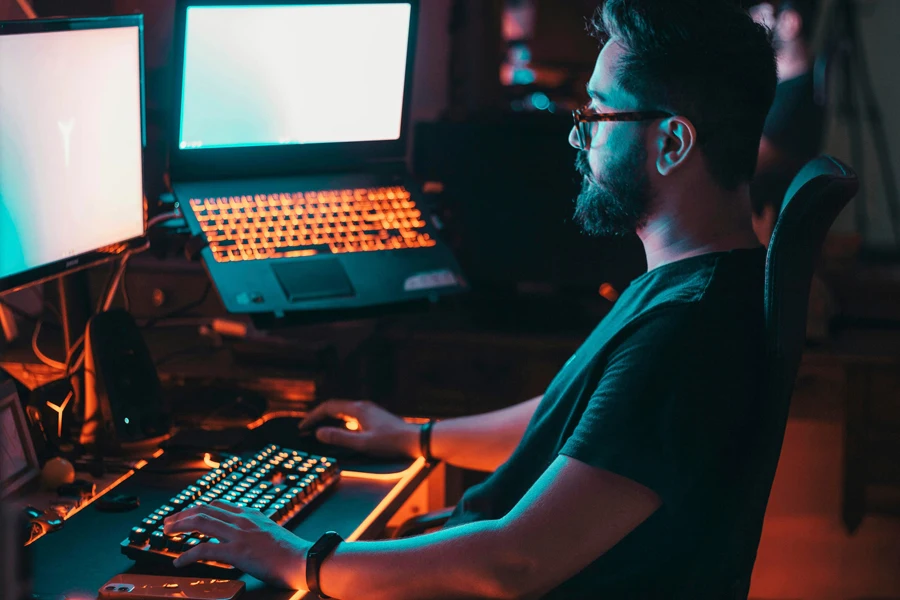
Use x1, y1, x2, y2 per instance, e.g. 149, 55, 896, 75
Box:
762, 74, 825, 161
559, 305, 751, 508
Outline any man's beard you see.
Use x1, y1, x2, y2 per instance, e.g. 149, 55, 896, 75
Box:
573, 143, 654, 237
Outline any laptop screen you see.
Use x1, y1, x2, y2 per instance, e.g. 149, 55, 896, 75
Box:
179, 3, 412, 151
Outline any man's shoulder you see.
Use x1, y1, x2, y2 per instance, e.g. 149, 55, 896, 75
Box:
620, 248, 764, 315
610, 249, 766, 351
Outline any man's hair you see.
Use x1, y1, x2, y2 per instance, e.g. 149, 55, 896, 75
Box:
591, 0, 777, 190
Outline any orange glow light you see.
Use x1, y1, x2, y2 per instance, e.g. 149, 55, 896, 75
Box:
286, 456, 428, 600
203, 453, 221, 469
26, 449, 165, 545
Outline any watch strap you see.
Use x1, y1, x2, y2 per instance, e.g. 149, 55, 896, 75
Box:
306, 531, 343, 599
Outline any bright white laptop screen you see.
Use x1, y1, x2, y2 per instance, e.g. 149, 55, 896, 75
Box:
0, 27, 144, 281
178, 3, 412, 150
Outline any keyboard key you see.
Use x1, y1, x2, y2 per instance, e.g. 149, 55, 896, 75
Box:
142, 517, 160, 528
129, 527, 149, 545
149, 531, 167, 550
167, 534, 187, 553
191, 186, 434, 263
184, 538, 202, 551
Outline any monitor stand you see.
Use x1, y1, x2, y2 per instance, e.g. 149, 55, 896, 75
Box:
54, 271, 92, 447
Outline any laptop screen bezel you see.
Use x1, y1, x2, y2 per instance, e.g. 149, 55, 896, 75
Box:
169, 0, 419, 182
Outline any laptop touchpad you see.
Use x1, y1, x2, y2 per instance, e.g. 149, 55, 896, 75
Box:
271, 259, 355, 302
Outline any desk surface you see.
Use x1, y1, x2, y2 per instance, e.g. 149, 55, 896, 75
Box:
26, 418, 430, 600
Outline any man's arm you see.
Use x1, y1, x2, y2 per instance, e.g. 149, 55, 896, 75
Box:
300, 396, 543, 473
166, 456, 660, 600
317, 456, 660, 600
430, 395, 542, 472
756, 136, 790, 175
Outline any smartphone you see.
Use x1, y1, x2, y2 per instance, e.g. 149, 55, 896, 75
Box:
98, 575, 245, 600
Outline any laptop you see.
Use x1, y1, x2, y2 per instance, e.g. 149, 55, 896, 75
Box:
168, 0, 466, 321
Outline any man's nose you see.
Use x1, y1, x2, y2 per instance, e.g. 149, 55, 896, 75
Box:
569, 125, 583, 150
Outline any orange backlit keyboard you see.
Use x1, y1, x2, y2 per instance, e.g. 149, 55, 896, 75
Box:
189, 186, 437, 263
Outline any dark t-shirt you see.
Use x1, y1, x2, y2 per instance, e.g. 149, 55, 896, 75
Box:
445, 247, 768, 598
753, 71, 826, 213
763, 71, 825, 161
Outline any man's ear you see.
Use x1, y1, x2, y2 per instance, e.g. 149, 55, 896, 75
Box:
655, 116, 696, 177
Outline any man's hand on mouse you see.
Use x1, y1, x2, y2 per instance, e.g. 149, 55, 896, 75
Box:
298, 399, 420, 458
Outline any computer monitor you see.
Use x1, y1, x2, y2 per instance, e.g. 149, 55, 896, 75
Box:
169, 0, 419, 180
0, 15, 147, 296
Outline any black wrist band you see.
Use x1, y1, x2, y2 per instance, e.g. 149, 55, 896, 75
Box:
306, 531, 343, 599
420, 418, 437, 463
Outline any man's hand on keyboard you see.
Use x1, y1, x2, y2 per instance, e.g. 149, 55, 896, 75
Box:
164, 501, 310, 590
298, 399, 420, 458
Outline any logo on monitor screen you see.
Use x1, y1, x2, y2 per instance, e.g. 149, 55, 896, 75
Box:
58, 118, 75, 167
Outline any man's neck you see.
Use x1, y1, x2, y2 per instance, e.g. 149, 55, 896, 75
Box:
638, 186, 762, 271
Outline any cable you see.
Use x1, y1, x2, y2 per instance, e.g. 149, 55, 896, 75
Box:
0, 297, 60, 327
31, 319, 66, 371
62, 244, 148, 377
122, 264, 132, 313
143, 282, 212, 329
119, 212, 179, 314
15, 0, 37, 19
147, 211, 180, 229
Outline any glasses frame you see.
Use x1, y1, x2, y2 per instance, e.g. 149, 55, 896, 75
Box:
572, 104, 672, 150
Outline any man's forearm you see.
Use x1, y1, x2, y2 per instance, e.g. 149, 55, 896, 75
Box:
430, 396, 542, 472
318, 520, 529, 600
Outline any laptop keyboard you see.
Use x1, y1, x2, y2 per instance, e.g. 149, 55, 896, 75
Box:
188, 186, 437, 263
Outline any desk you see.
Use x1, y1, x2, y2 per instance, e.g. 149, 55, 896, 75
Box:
24, 417, 432, 600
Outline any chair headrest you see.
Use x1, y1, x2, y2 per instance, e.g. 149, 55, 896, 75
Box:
781, 155, 857, 215
766, 154, 858, 378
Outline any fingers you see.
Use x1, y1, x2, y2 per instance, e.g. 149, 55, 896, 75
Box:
316, 427, 372, 451
172, 539, 223, 568
209, 500, 248, 515
298, 399, 361, 431
170, 503, 243, 525
164, 510, 236, 540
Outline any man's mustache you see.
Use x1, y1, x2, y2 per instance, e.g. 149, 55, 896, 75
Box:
575, 151, 599, 186
575, 151, 591, 176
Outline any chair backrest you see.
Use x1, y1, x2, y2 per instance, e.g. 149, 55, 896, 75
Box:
728, 156, 859, 596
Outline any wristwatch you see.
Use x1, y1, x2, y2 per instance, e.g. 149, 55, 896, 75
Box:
306, 531, 344, 598
420, 418, 437, 463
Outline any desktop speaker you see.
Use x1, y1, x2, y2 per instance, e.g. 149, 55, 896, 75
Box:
81, 309, 169, 449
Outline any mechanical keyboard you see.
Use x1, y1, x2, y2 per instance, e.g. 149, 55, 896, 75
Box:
121, 444, 340, 570
188, 185, 437, 263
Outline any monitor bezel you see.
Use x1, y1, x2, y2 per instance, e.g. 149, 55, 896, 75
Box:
168, 0, 419, 182
0, 379, 40, 499
0, 15, 148, 296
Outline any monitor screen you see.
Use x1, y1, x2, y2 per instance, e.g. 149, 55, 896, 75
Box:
0, 23, 145, 286
179, 3, 412, 151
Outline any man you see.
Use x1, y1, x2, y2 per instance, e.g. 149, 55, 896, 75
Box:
165, 1, 778, 597
749, 0, 825, 245
750, 0, 834, 341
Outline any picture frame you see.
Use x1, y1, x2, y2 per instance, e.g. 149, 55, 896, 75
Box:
0, 379, 40, 498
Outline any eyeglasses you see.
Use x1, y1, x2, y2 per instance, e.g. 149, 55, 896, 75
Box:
572, 103, 672, 150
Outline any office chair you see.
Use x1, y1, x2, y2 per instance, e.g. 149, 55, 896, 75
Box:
394, 156, 859, 596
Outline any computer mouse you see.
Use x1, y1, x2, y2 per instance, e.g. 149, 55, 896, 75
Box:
297, 417, 367, 460
298, 416, 355, 437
